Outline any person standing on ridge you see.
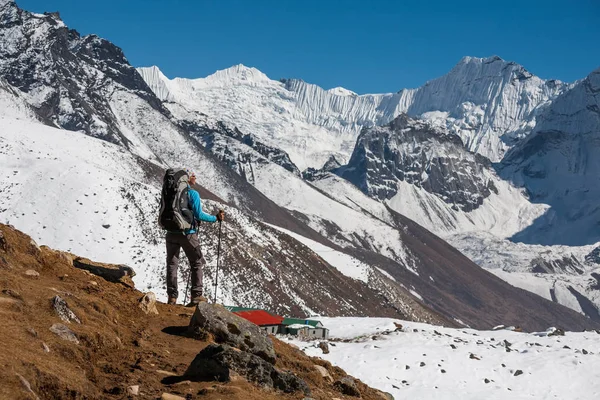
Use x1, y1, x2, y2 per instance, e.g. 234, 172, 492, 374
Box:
159, 168, 224, 307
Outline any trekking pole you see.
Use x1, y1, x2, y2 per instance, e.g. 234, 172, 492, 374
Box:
183, 268, 191, 305
213, 218, 223, 304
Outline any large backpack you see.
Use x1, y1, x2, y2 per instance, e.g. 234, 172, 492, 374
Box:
158, 169, 194, 231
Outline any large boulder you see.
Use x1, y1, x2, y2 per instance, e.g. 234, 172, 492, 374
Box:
188, 303, 276, 364
184, 344, 310, 396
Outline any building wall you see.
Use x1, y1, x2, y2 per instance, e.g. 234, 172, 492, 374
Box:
260, 325, 280, 334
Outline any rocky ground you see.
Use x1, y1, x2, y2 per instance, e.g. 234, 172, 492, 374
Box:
0, 223, 391, 400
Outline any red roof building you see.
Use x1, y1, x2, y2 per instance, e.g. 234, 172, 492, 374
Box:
234, 310, 284, 327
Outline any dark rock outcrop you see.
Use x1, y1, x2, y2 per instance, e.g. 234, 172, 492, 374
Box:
334, 376, 361, 397
336, 114, 495, 212
73, 258, 135, 286
184, 344, 310, 395
188, 303, 276, 364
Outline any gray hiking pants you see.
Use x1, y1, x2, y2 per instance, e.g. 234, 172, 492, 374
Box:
166, 232, 205, 299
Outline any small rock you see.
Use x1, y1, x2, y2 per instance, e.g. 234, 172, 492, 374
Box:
376, 390, 395, 400
16, 373, 40, 400
24, 269, 40, 278
420, 362, 426, 367
2, 289, 21, 299
160, 394, 185, 400
313, 364, 333, 382
563, 345, 571, 349
27, 327, 38, 337
51, 295, 81, 324
514, 370, 523, 377
127, 385, 139, 396
156, 370, 177, 376
318, 341, 330, 354
42, 342, 50, 353
548, 328, 565, 336
29, 239, 41, 256
138, 292, 159, 315
49, 323, 79, 344
484, 378, 490, 383
469, 354, 480, 360
334, 376, 361, 397
88, 281, 98, 286
405, 365, 410, 370
450, 344, 457, 349
441, 369, 446, 373
582, 349, 589, 355
394, 322, 403, 331
58, 251, 73, 266
0, 231, 7, 251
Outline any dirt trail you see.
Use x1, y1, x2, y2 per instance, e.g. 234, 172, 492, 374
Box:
0, 223, 388, 400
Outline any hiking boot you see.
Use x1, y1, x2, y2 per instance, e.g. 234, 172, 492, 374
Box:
185, 296, 208, 307
167, 297, 177, 305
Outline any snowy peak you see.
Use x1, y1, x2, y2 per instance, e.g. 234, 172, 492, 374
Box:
200, 63, 271, 86
137, 66, 176, 102
409, 55, 567, 161
327, 86, 357, 96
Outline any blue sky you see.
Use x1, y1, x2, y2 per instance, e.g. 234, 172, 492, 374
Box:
17, 0, 600, 94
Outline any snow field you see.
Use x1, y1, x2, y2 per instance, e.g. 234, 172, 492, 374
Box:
285, 317, 600, 400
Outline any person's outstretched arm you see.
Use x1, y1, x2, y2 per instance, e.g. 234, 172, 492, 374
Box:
189, 190, 217, 223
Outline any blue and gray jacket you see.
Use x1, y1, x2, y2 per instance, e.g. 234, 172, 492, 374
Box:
188, 188, 217, 233
170, 187, 216, 234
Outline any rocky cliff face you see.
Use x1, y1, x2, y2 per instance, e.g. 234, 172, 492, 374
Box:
0, 0, 162, 145
336, 114, 497, 212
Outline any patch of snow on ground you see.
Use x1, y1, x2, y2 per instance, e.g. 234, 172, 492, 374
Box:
267, 224, 370, 283
285, 317, 600, 400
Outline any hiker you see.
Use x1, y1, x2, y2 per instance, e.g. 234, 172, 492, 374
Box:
159, 168, 224, 306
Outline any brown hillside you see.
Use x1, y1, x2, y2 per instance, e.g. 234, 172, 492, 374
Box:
0, 223, 389, 400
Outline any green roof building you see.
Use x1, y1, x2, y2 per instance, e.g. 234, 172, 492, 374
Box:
282, 318, 323, 328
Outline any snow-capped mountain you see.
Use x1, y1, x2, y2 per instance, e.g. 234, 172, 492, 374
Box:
500, 67, 600, 246
2, 0, 599, 330
1, 114, 438, 321
331, 114, 545, 238
138, 56, 565, 169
